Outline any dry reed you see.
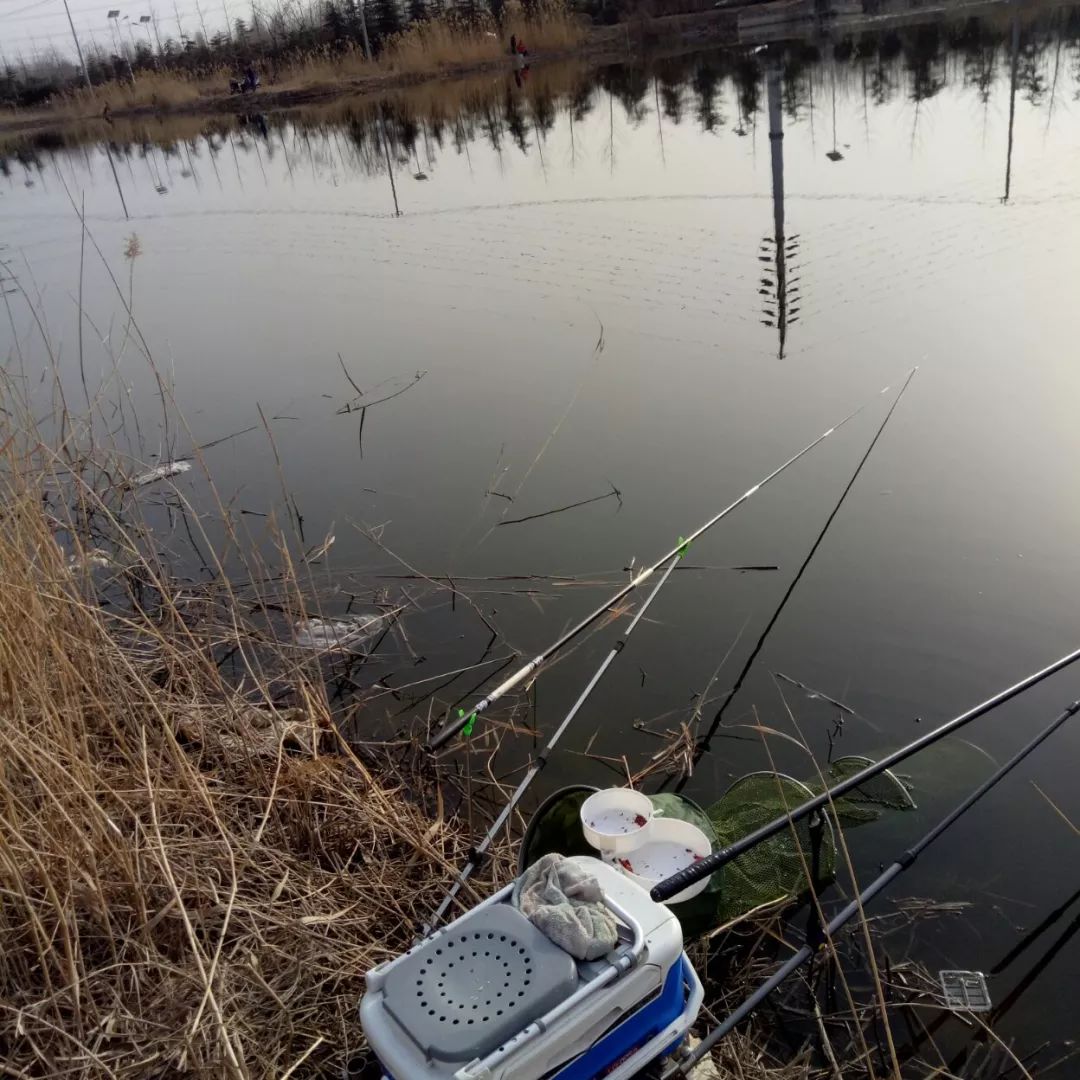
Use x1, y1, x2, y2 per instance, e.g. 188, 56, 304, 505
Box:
54, 68, 228, 116
0, 220, 1033, 1080
0, 389, 1025, 1080
0, 387, 511, 1077
384, 1, 584, 75
37, 0, 584, 120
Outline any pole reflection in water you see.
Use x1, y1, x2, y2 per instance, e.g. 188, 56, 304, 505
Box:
8, 4, 1068, 217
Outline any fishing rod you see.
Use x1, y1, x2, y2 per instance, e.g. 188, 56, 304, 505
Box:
423, 549, 683, 934
427, 380, 903, 752
652, 643, 1080, 902
660, 697, 1080, 1078
426, 372, 919, 931
684, 366, 918, 775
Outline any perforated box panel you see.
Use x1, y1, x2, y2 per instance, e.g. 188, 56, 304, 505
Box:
381, 904, 579, 1062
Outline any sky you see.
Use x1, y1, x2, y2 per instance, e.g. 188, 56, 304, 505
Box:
0, 0, 240, 65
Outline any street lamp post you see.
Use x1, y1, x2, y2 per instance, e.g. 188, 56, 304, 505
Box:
107, 10, 121, 53
139, 14, 156, 57
107, 10, 135, 80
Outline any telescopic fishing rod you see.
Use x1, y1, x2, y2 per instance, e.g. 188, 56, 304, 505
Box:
427, 380, 905, 752
684, 365, 918, 776
422, 548, 684, 934
660, 697, 1080, 1079
425, 373, 919, 932
652, 644, 1080, 903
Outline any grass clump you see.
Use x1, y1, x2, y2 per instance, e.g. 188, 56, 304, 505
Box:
61, 68, 225, 114
384, 1, 585, 74
0, 405, 504, 1078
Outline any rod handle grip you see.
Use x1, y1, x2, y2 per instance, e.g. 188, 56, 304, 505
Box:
650, 846, 727, 902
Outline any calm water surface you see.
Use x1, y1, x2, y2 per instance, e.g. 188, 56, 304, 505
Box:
5, 4, 1080, 1069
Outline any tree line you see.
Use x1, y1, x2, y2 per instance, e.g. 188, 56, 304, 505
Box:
1, 0, 601, 107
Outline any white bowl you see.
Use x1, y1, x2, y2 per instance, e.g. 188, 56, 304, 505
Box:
604, 817, 712, 904
580, 788, 655, 855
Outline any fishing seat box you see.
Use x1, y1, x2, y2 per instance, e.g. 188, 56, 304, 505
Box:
360, 855, 703, 1080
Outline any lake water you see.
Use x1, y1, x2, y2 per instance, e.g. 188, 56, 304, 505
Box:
4, 3, 1080, 1072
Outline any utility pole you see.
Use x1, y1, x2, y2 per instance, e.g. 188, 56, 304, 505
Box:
1004, 8, 1020, 203
62, 0, 92, 87
765, 57, 793, 360
222, 0, 233, 41
174, 0, 185, 42
107, 10, 121, 52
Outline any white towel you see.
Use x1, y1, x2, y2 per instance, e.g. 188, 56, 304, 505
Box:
512, 853, 619, 961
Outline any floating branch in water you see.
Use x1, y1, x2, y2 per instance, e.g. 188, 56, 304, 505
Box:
496, 481, 622, 527
194, 425, 258, 452
303, 531, 336, 563
126, 460, 191, 488
773, 670, 859, 718
771, 670, 883, 735
375, 565, 777, 588
336, 365, 427, 415
622, 563, 777, 573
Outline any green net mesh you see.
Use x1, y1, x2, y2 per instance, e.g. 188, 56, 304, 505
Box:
519, 760, 917, 937
648, 793, 720, 848
811, 756, 918, 827
707, 773, 836, 923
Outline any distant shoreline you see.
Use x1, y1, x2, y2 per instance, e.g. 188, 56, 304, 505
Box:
0, 8, 743, 138
0, 0, 1057, 140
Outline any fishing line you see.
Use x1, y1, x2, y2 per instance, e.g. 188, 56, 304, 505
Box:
682, 365, 918, 777
428, 376, 904, 751
424, 374, 913, 931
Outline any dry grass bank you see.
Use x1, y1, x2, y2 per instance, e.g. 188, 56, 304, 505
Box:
0, 52, 593, 154
0, 393, 1030, 1080
0, 392, 511, 1077
37, 1, 584, 119
0, 219, 1036, 1080
66, 68, 225, 111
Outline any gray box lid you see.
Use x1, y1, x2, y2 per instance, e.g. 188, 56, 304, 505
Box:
381, 903, 579, 1062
